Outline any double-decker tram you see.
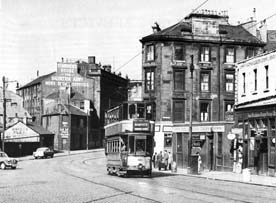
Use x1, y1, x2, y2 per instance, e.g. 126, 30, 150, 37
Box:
104, 101, 155, 177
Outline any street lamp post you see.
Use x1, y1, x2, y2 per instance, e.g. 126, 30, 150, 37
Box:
188, 55, 194, 170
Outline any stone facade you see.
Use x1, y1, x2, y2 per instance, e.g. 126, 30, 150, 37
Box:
140, 11, 265, 171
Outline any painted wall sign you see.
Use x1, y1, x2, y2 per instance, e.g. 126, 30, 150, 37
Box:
4, 122, 39, 142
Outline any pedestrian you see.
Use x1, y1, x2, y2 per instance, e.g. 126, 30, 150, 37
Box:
196, 152, 202, 174
157, 151, 163, 170
152, 152, 157, 168
163, 150, 169, 170
168, 151, 173, 171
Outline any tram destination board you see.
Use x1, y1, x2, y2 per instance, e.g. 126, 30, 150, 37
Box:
133, 120, 150, 132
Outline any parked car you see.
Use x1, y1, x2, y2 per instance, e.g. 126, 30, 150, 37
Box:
0, 151, 18, 170
33, 147, 54, 159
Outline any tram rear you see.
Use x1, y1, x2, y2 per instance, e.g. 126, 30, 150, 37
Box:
104, 101, 155, 176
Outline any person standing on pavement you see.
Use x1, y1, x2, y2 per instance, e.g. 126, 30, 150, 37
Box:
163, 150, 169, 170
152, 152, 157, 168
168, 151, 173, 171
157, 151, 163, 170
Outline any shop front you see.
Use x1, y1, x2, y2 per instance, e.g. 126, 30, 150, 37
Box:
172, 122, 234, 171
236, 106, 276, 176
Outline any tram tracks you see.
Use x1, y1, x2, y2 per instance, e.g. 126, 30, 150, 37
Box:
57, 156, 272, 203
57, 157, 161, 203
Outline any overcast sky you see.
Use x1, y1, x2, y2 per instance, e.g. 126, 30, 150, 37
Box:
1, 0, 276, 91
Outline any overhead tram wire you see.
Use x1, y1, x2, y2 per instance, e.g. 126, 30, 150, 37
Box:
114, 50, 142, 73
165, 0, 209, 34
245, 12, 276, 30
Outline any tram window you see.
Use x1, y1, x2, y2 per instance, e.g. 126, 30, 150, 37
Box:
129, 136, 135, 153
136, 136, 146, 155
137, 103, 145, 118
129, 104, 136, 118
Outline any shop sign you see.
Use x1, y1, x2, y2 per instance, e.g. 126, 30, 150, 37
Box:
227, 133, 236, 140
173, 125, 225, 132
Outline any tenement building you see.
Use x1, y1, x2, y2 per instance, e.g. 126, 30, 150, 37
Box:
235, 50, 276, 176
17, 56, 128, 151
140, 10, 265, 171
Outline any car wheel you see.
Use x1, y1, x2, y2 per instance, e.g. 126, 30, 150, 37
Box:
0, 162, 6, 170
11, 166, 16, 170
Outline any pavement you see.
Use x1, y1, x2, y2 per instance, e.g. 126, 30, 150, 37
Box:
18, 148, 276, 188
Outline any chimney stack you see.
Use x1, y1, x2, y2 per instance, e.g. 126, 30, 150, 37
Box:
88, 56, 96, 64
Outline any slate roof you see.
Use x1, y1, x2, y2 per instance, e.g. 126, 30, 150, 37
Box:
17, 72, 56, 90
64, 104, 87, 116
27, 122, 54, 135
46, 89, 87, 101
140, 21, 265, 46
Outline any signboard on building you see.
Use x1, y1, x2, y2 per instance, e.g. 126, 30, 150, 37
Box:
44, 62, 89, 88
60, 121, 69, 138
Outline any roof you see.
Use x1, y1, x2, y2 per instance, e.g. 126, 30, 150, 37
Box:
27, 122, 54, 135
64, 104, 87, 116
17, 72, 56, 90
46, 89, 87, 101
140, 21, 265, 46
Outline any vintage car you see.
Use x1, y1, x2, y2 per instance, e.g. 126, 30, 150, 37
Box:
0, 151, 18, 170
33, 147, 54, 159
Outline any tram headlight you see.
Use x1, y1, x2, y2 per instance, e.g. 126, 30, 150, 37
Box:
138, 163, 144, 170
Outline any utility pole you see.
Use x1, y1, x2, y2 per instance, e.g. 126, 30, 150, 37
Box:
188, 55, 194, 170
2, 76, 6, 152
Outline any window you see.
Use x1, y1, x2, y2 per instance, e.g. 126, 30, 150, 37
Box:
173, 69, 185, 90
224, 101, 234, 121
265, 65, 269, 89
200, 102, 210, 122
242, 72, 246, 94
173, 100, 185, 122
225, 47, 235, 63
145, 44, 155, 62
254, 69, 257, 91
200, 72, 210, 92
246, 48, 256, 59
225, 73, 234, 92
200, 46, 210, 62
144, 68, 155, 92
174, 45, 185, 61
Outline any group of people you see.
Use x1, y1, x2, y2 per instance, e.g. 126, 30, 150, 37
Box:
152, 150, 173, 171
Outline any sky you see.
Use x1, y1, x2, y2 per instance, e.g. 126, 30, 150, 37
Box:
1, 0, 276, 92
